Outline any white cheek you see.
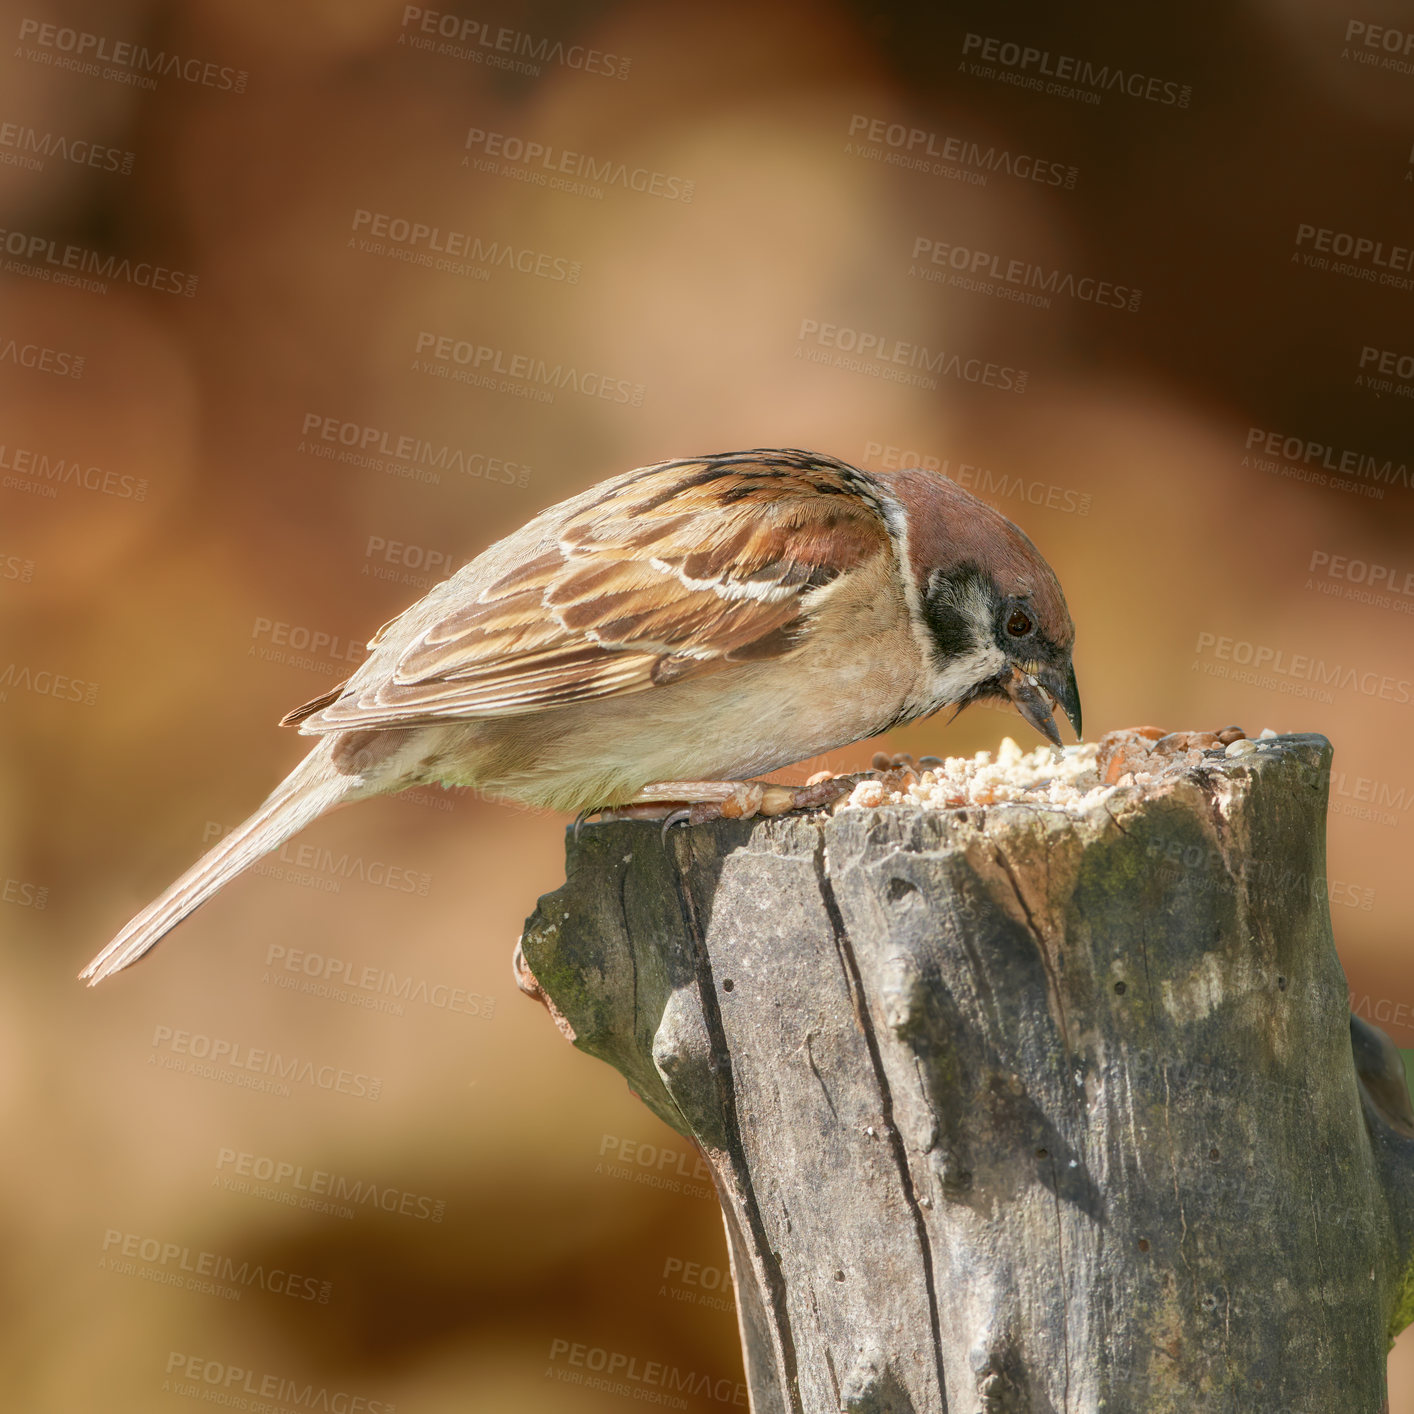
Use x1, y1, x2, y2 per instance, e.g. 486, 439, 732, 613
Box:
925, 642, 1007, 708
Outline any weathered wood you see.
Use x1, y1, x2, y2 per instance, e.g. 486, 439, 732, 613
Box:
516, 733, 1414, 1414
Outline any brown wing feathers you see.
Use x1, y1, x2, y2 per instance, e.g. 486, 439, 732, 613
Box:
287, 453, 892, 733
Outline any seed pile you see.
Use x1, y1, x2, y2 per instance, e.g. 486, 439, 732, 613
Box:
833, 724, 1279, 815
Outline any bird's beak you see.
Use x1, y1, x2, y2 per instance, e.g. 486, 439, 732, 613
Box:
1048, 660, 1083, 739
1002, 661, 1082, 746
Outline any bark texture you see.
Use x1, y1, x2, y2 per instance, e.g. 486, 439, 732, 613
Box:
516, 732, 1414, 1414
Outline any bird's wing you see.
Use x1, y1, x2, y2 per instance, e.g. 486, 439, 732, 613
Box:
287, 452, 895, 732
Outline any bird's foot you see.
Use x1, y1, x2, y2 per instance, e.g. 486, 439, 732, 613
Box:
594, 775, 860, 827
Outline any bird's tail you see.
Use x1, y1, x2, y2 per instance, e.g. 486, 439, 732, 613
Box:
80, 742, 373, 986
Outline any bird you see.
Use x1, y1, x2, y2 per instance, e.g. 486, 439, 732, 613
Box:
80, 448, 1080, 986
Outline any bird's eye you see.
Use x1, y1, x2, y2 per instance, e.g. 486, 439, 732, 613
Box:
1006, 608, 1033, 637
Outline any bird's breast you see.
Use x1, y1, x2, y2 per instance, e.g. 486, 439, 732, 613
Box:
429, 552, 929, 812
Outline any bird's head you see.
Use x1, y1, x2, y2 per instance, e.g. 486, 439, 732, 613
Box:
884, 466, 1081, 746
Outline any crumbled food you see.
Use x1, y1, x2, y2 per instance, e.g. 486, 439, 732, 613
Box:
835, 737, 1105, 813
844, 779, 888, 809
833, 725, 1267, 816
1095, 724, 1248, 785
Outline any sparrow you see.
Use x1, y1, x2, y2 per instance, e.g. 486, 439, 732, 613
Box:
81, 448, 1079, 985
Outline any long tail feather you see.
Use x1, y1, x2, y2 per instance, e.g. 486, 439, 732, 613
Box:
80, 745, 368, 986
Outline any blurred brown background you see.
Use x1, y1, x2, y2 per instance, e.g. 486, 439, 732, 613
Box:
3, 0, 1414, 1408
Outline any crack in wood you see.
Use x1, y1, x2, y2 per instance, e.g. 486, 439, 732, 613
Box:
814, 835, 951, 1413
617, 864, 639, 1034
992, 845, 1075, 1078
801, 1029, 839, 1123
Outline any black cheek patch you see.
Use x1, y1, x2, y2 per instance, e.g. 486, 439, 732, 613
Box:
923, 593, 975, 663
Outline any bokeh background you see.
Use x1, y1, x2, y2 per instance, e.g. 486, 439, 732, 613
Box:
4, 0, 1414, 1408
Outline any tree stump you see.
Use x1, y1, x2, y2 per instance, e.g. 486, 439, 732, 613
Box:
515, 732, 1414, 1414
